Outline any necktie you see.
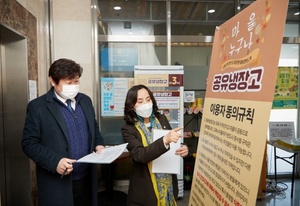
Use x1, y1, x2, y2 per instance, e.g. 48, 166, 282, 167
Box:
66, 99, 74, 112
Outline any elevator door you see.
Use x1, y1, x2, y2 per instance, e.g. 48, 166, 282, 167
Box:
0, 25, 31, 206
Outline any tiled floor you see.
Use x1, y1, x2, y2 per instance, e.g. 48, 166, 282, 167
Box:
99, 177, 300, 205
177, 178, 300, 206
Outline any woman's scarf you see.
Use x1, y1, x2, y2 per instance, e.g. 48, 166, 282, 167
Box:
135, 117, 177, 206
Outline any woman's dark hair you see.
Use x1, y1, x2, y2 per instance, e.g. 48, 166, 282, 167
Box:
48, 58, 83, 84
124, 84, 159, 125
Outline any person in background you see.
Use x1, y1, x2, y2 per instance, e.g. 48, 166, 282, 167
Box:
121, 84, 189, 206
22, 58, 105, 206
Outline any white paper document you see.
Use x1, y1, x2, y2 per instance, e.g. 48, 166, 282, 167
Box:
76, 143, 128, 164
152, 129, 181, 174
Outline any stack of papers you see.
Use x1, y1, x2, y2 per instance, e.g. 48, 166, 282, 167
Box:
76, 143, 128, 164
152, 129, 181, 174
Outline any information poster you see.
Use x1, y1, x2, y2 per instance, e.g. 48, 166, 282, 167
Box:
101, 78, 134, 116
152, 91, 180, 109
273, 66, 298, 109
135, 72, 184, 109
269, 121, 295, 142
189, 0, 288, 205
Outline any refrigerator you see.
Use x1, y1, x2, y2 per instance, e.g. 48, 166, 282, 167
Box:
134, 65, 185, 197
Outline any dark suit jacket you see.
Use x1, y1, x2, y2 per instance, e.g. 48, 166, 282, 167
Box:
121, 114, 178, 206
22, 87, 104, 206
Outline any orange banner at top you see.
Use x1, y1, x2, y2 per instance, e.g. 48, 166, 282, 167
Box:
206, 0, 287, 102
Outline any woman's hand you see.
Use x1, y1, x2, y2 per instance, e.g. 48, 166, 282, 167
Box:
163, 126, 183, 145
175, 144, 189, 157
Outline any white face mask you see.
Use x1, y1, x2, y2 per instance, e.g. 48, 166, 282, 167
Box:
60, 84, 79, 99
135, 103, 153, 118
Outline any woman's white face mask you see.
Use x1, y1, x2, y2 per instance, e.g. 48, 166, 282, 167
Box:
135, 103, 153, 118
60, 84, 79, 99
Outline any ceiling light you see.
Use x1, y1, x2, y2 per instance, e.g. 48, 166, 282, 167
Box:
294, 12, 300, 16
208, 9, 215, 14
114, 6, 121, 11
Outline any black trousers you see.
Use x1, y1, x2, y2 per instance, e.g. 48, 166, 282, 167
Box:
73, 174, 92, 206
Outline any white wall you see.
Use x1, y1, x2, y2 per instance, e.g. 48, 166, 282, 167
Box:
17, 0, 51, 96
51, 0, 96, 100
16, 0, 96, 99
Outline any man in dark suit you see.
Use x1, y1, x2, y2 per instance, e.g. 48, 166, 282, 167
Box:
22, 58, 105, 206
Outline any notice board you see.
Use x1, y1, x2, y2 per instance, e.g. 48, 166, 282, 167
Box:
189, 0, 289, 205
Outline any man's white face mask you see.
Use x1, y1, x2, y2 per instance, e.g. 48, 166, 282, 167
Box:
60, 84, 79, 99
135, 103, 153, 118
